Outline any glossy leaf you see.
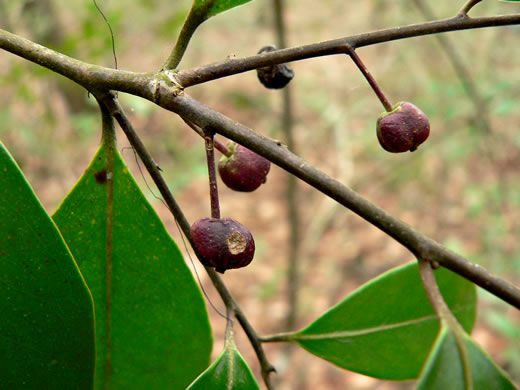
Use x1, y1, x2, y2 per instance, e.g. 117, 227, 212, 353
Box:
187, 329, 260, 390
193, 0, 253, 20
417, 327, 517, 389
0, 140, 95, 388
53, 144, 212, 389
289, 262, 476, 380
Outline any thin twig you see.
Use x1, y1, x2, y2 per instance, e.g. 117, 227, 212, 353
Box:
161, 8, 202, 70
3, 8, 519, 386
3, 13, 520, 91
174, 14, 520, 87
0, 13, 514, 93
2, 1, 520, 311
204, 267, 277, 389
458, 0, 484, 18
100, 95, 276, 389
161, 0, 217, 70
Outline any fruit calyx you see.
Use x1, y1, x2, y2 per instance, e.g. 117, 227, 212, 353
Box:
376, 101, 430, 153
218, 142, 271, 192
190, 218, 255, 273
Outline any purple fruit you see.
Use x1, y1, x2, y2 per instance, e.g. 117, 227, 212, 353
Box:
190, 218, 255, 273
256, 45, 294, 89
218, 143, 271, 192
377, 101, 430, 153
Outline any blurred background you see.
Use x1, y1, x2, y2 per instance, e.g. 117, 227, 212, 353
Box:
1, 0, 520, 388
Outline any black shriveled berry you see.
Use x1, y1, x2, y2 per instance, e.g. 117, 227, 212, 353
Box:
376, 101, 430, 153
218, 143, 271, 192
256, 45, 294, 89
190, 218, 255, 273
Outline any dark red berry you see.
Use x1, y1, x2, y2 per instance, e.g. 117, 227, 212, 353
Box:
218, 143, 271, 192
256, 45, 294, 89
376, 101, 430, 153
190, 218, 255, 273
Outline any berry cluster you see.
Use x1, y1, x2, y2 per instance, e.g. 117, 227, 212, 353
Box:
191, 47, 431, 274
191, 138, 270, 273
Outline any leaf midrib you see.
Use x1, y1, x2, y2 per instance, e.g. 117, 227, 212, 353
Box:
295, 304, 473, 341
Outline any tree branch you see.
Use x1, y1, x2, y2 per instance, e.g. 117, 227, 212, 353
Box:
2, 5, 520, 307
3, 12, 520, 94
2, 12, 519, 304
205, 267, 276, 389
3, 6, 518, 386
0, 29, 156, 96
159, 92, 520, 309
99, 95, 276, 389
174, 13, 520, 87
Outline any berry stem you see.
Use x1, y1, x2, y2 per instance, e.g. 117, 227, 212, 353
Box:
184, 118, 233, 157
346, 47, 393, 112
213, 138, 233, 157
204, 131, 221, 219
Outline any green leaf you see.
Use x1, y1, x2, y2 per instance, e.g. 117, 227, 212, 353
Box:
289, 262, 476, 380
53, 143, 212, 389
0, 140, 95, 388
187, 329, 260, 390
417, 327, 517, 389
193, 0, 253, 20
